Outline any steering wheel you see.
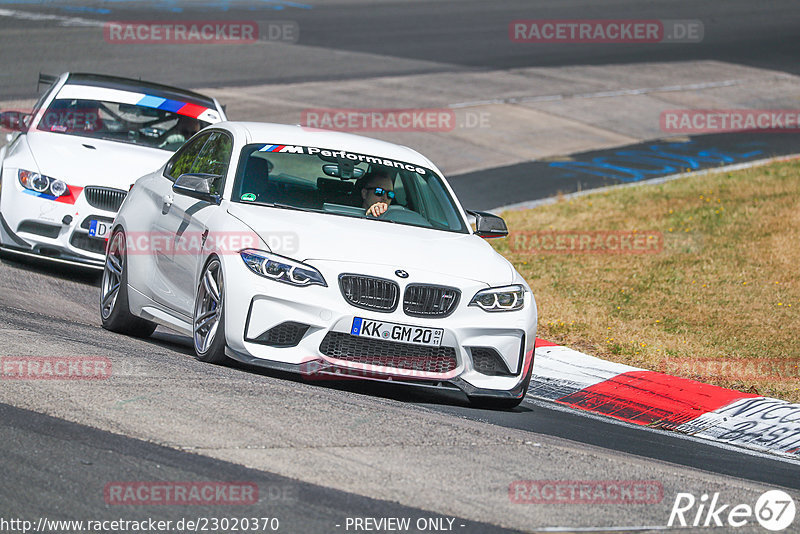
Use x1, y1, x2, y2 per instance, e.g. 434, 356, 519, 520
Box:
377, 205, 432, 227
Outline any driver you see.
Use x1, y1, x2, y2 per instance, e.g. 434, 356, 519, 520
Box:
160, 115, 201, 149
356, 166, 395, 217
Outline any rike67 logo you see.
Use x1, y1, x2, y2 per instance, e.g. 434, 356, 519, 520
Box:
668, 490, 796, 531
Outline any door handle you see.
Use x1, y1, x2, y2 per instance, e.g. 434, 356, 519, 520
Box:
161, 194, 173, 215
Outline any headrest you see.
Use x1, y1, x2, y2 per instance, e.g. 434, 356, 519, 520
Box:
244, 157, 270, 184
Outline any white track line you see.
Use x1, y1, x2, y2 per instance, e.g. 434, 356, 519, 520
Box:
0, 8, 105, 27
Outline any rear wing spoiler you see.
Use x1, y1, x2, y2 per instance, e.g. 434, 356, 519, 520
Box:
38, 73, 58, 92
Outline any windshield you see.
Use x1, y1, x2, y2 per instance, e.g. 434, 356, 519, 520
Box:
231, 144, 468, 233
36, 98, 211, 152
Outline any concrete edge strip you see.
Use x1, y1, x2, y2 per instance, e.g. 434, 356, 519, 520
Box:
530, 339, 800, 459
491, 153, 800, 214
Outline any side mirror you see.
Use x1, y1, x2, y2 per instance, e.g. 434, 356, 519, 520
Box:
468, 210, 508, 238
173, 173, 222, 204
0, 111, 29, 132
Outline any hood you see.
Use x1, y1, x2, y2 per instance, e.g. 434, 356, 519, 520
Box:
25, 132, 171, 188
227, 203, 514, 286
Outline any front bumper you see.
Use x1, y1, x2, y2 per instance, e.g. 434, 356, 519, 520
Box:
223, 256, 537, 398
225, 346, 535, 400
0, 181, 118, 269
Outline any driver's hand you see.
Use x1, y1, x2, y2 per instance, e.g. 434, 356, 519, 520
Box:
159, 134, 186, 149
366, 202, 389, 217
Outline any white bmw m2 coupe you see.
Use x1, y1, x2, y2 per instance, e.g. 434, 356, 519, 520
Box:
101, 122, 537, 408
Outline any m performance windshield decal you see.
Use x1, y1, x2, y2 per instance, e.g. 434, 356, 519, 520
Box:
257, 144, 428, 175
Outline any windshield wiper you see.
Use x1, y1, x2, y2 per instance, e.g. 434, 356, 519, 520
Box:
249, 201, 402, 223
262, 202, 321, 213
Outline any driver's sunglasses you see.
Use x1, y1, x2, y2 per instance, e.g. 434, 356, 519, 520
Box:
372, 187, 396, 200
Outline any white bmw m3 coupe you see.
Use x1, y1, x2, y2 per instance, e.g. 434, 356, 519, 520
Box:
101, 122, 537, 407
0, 72, 226, 268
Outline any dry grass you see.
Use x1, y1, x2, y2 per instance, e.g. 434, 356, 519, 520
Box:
492, 160, 800, 402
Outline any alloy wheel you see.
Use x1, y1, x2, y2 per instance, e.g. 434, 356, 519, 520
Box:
100, 232, 124, 320
194, 259, 224, 354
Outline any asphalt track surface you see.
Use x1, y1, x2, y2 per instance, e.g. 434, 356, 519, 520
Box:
2, 1, 800, 532
0, 403, 515, 534
0, 0, 799, 97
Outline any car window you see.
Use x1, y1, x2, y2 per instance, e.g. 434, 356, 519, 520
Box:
164, 132, 212, 182
231, 144, 468, 233
190, 132, 232, 195
36, 96, 211, 152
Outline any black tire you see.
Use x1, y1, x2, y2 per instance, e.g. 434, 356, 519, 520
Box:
100, 230, 157, 338
193, 257, 228, 364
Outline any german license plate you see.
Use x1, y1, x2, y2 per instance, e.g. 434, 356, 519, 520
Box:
88, 219, 110, 239
351, 317, 443, 347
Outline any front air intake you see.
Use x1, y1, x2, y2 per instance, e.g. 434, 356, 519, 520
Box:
338, 274, 399, 312
84, 186, 127, 212
403, 284, 460, 318
469, 347, 513, 376
246, 321, 309, 347
319, 331, 457, 374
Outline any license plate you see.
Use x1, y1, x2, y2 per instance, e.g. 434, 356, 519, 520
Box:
351, 317, 443, 347
88, 219, 110, 239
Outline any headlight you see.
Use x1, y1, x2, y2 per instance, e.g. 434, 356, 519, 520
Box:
30, 173, 49, 192
18, 169, 69, 198
469, 284, 525, 312
49, 179, 68, 197
240, 249, 327, 287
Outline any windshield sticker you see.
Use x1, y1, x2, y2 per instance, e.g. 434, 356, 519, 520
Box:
55, 84, 220, 123
257, 144, 427, 175
240, 193, 256, 202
